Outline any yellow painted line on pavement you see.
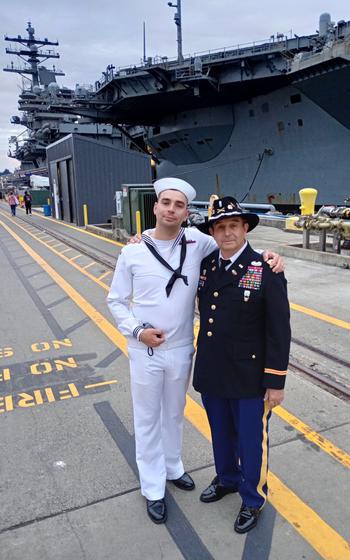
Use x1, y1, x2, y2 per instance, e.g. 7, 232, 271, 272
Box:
290, 302, 350, 331
34, 211, 124, 247
184, 397, 350, 560
85, 380, 118, 389
0, 219, 128, 355
274, 406, 350, 469
82, 261, 96, 270
69, 254, 82, 261
268, 472, 350, 560
197, 316, 350, 471
60, 248, 74, 254
0, 202, 123, 246
1, 217, 350, 559
97, 270, 112, 281
0, 213, 111, 291
2, 210, 349, 469
1, 205, 348, 331
0, 217, 112, 297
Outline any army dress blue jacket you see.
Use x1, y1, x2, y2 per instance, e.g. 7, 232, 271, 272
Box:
193, 243, 291, 399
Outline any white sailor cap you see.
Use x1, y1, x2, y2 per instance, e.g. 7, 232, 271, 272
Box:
153, 177, 196, 203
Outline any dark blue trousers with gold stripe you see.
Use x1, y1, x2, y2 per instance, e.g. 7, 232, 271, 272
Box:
201, 394, 271, 509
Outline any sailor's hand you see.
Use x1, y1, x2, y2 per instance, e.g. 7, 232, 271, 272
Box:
127, 234, 142, 244
139, 328, 165, 347
263, 250, 284, 273
264, 388, 284, 410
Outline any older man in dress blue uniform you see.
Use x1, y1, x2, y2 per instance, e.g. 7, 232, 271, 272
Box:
193, 197, 291, 534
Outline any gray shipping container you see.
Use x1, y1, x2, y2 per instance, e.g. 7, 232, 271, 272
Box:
46, 134, 152, 226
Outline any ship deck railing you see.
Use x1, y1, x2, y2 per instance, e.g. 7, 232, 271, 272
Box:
95, 34, 314, 90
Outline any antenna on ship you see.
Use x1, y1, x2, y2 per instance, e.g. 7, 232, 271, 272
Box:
167, 0, 183, 63
3, 22, 64, 88
143, 21, 147, 63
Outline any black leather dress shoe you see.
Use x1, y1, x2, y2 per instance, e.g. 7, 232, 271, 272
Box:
146, 498, 167, 524
171, 472, 195, 491
234, 504, 261, 533
200, 475, 238, 503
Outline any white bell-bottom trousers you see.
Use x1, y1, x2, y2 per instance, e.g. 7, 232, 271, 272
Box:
128, 343, 194, 500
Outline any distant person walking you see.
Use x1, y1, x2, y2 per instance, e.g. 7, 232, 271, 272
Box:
7, 192, 18, 216
24, 191, 32, 215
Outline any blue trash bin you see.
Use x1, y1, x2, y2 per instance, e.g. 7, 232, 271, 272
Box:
43, 204, 51, 217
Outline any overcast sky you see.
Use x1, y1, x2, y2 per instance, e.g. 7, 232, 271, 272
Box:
0, 0, 349, 171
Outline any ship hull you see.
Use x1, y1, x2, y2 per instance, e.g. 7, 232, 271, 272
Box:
150, 82, 350, 207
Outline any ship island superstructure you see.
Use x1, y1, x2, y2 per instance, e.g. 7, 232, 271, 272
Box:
3, 22, 124, 172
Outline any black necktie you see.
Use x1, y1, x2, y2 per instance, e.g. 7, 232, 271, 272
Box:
219, 258, 231, 277
143, 235, 188, 297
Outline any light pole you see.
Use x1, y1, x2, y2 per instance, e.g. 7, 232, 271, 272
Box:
167, 0, 183, 63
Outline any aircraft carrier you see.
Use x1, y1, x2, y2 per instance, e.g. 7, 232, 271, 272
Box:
60, 11, 350, 210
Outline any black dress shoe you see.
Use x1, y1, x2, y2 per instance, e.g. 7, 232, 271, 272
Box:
234, 504, 261, 534
171, 472, 195, 491
146, 498, 167, 524
200, 475, 238, 503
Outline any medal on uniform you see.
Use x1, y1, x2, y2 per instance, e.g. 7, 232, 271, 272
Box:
244, 289, 251, 302
239, 265, 263, 290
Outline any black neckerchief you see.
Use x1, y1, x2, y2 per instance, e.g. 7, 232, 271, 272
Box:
142, 234, 188, 297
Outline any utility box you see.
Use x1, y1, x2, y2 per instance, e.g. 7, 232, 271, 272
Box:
119, 184, 156, 233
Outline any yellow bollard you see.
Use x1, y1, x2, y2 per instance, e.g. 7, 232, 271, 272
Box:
208, 194, 219, 217
83, 204, 88, 226
299, 188, 318, 215
136, 210, 141, 235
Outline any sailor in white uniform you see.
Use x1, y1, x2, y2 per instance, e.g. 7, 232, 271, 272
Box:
107, 177, 283, 524
107, 178, 216, 523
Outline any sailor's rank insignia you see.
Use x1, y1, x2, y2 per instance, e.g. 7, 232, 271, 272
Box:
238, 265, 263, 290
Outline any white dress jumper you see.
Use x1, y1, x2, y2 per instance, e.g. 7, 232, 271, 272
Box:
107, 228, 216, 500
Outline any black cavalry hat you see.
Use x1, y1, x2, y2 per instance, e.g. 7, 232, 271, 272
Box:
196, 196, 259, 234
